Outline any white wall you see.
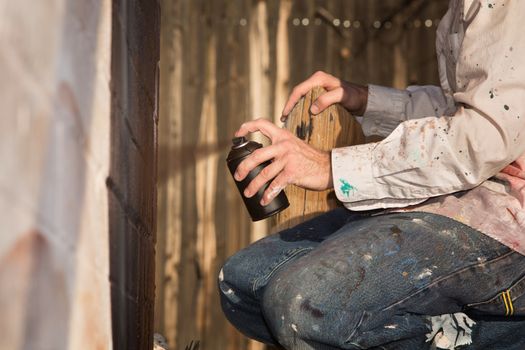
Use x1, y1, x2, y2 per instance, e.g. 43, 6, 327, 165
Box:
0, 0, 112, 348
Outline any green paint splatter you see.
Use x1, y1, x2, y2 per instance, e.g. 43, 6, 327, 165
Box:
339, 179, 357, 197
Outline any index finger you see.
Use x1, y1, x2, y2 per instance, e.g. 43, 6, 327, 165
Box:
235, 118, 282, 142
281, 73, 341, 119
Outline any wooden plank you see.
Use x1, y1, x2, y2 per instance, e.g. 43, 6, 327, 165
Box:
215, 1, 254, 348
175, 0, 205, 347
195, 33, 219, 347
272, 86, 365, 232
155, 0, 184, 346
273, 0, 292, 125
248, 2, 276, 348
248, 0, 271, 244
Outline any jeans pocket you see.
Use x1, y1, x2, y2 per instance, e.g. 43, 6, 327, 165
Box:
465, 273, 525, 317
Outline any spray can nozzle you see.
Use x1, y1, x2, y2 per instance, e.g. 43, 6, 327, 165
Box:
232, 137, 249, 149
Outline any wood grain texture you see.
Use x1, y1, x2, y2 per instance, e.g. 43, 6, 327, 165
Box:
249, 0, 271, 245
271, 86, 365, 232
155, 0, 183, 346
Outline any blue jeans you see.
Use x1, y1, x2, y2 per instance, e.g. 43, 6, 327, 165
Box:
218, 209, 525, 349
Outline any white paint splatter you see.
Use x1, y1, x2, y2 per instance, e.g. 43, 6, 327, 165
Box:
426, 313, 476, 349
384, 324, 397, 329
267, 186, 284, 200
412, 218, 424, 224
312, 324, 320, 332
295, 294, 303, 300
477, 257, 487, 263
416, 268, 433, 280
219, 268, 224, 281
291, 324, 298, 333
363, 253, 373, 261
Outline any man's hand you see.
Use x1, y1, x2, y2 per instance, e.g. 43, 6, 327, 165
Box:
234, 118, 333, 206
281, 71, 368, 122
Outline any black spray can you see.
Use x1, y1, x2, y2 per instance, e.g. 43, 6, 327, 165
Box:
227, 137, 289, 221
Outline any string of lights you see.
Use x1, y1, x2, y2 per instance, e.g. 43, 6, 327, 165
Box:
291, 17, 439, 29
235, 17, 440, 29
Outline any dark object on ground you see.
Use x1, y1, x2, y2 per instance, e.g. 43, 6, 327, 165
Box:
184, 340, 200, 350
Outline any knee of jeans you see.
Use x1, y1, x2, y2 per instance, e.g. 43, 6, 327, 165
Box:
217, 252, 254, 304
261, 266, 367, 348
261, 269, 314, 342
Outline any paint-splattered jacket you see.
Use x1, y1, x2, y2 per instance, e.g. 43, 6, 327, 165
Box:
332, 0, 525, 255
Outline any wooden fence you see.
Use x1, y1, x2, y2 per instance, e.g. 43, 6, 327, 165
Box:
156, 1, 448, 349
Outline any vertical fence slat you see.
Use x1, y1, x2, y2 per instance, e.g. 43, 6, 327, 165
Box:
273, 0, 292, 125
248, 0, 272, 245
156, 0, 184, 346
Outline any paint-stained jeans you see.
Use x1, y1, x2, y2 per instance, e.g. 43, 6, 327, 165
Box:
218, 209, 525, 349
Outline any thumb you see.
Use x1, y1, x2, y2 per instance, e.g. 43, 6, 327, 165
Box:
310, 87, 344, 115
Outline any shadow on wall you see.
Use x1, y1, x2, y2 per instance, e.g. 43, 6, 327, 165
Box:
157, 140, 231, 186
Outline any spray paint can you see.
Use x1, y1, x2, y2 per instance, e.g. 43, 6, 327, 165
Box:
227, 137, 289, 221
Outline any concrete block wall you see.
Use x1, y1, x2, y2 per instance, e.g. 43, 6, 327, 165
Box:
109, 0, 160, 349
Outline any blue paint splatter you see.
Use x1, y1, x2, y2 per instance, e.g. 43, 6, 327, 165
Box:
339, 179, 357, 197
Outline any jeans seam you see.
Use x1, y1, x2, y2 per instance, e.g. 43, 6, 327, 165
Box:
343, 311, 367, 348
382, 250, 517, 312
466, 271, 525, 309
252, 247, 314, 298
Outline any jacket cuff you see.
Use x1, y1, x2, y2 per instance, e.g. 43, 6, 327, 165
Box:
331, 142, 427, 211
332, 143, 378, 203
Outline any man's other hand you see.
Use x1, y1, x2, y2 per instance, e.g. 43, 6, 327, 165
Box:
281, 70, 368, 122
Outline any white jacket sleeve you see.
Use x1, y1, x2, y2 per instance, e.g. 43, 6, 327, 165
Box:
332, 0, 525, 211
